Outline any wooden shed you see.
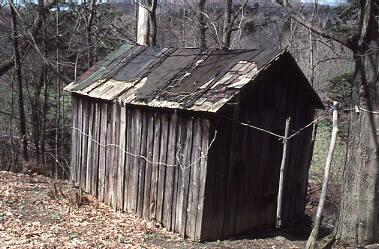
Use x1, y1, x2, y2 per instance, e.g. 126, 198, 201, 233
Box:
64, 44, 323, 241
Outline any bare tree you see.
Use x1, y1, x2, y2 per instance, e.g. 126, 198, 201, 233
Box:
0, 2, 54, 78
87, 0, 97, 66
55, 1, 61, 179
1, 0, 127, 174
276, 0, 379, 246
148, 0, 157, 46
9, 0, 28, 163
222, 0, 232, 48
198, 0, 206, 49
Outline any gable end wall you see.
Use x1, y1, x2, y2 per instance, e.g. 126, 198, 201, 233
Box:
200, 57, 317, 240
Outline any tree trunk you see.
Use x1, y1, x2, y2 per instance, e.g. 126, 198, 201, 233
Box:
0, 1, 53, 78
222, 0, 232, 49
40, 0, 48, 170
148, 0, 157, 46
275, 0, 379, 245
87, 0, 97, 67
198, 0, 206, 50
30, 80, 42, 162
337, 47, 379, 245
9, 0, 28, 163
55, 1, 61, 179
336, 2, 379, 243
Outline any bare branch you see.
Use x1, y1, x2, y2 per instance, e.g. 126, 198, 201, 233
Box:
11, 4, 72, 84
277, 0, 354, 50
0, 1, 55, 79
0, 58, 14, 76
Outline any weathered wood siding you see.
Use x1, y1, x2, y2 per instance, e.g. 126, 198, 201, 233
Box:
70, 96, 210, 240
200, 57, 317, 240
69, 55, 320, 241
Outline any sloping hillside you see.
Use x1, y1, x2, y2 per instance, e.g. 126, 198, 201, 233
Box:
0, 171, 313, 248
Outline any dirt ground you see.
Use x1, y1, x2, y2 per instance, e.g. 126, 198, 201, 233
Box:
0, 171, 339, 249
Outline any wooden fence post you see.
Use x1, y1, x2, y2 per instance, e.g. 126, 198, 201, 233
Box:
305, 101, 338, 249
276, 117, 291, 229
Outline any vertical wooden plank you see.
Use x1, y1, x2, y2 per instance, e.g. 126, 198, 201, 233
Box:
201, 119, 231, 240
286, 75, 314, 222
86, 102, 95, 193
70, 96, 78, 185
163, 113, 178, 230
80, 99, 89, 191
127, 108, 136, 211
124, 108, 133, 211
234, 123, 252, 233
177, 117, 194, 236
248, 102, 269, 227
150, 113, 161, 219
256, 136, 270, 227
143, 112, 155, 219
223, 100, 242, 237
91, 102, 100, 196
98, 102, 108, 202
262, 99, 281, 226
195, 119, 210, 241
111, 103, 121, 209
186, 118, 202, 239
156, 114, 169, 223
137, 111, 148, 217
117, 104, 127, 210
108, 104, 116, 207
172, 117, 183, 232
242, 119, 256, 231
104, 103, 114, 205
286, 129, 303, 221
296, 111, 314, 215
233, 94, 255, 234
129, 109, 143, 212
76, 98, 83, 187
76, 98, 83, 188
278, 73, 295, 223
242, 88, 263, 230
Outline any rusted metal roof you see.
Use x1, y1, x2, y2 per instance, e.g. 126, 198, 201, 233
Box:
64, 44, 316, 113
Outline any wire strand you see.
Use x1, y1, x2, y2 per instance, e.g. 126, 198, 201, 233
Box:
222, 114, 328, 142
71, 127, 217, 170
69, 111, 325, 171
287, 115, 328, 141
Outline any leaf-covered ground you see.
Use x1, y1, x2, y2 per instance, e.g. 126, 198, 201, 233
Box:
0, 171, 318, 249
